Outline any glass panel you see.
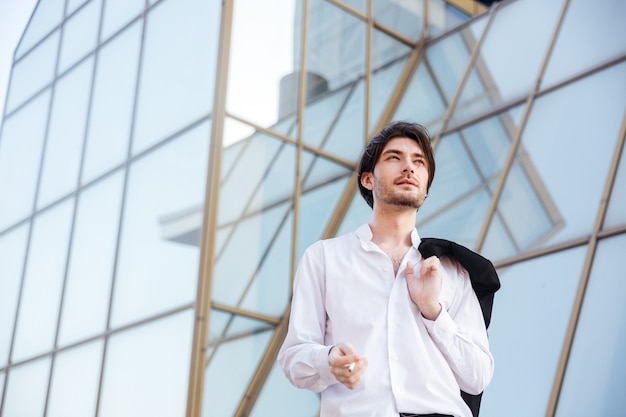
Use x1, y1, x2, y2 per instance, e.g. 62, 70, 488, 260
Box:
336, 0, 366, 15
133, 0, 219, 154
512, 61, 626, 249
214, 202, 291, 308
542, 0, 626, 88
58, 0, 101, 74
0, 224, 28, 368
480, 213, 517, 262
101, 0, 144, 41
12, 200, 74, 363
99, 310, 193, 417
449, 0, 563, 126
336, 192, 374, 236
58, 172, 124, 346
374, 0, 423, 41
67, 0, 91, 15
227, 0, 299, 129
556, 234, 626, 417
15, 0, 64, 59
47, 340, 103, 417
302, 87, 351, 150
2, 357, 51, 417
604, 141, 626, 229
6, 30, 59, 114
111, 122, 209, 327
322, 80, 365, 162
392, 61, 446, 132
429, 0, 473, 39
251, 361, 320, 416
202, 326, 273, 417
307, 0, 366, 90
38, 57, 94, 209
82, 21, 142, 184
480, 246, 585, 417
0, 90, 50, 231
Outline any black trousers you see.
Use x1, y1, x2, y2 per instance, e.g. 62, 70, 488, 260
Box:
399, 414, 454, 417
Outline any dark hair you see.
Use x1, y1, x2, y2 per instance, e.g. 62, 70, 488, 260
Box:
357, 121, 435, 208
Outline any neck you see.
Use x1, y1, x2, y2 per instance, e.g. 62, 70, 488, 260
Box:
369, 205, 417, 247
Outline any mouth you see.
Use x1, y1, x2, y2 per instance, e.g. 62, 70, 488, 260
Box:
396, 179, 418, 187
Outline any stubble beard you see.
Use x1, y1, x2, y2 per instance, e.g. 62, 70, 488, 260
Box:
373, 177, 426, 210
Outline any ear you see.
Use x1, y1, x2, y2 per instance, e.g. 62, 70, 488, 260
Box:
360, 172, 373, 190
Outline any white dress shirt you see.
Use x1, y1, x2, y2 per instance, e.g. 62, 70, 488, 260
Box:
278, 224, 494, 417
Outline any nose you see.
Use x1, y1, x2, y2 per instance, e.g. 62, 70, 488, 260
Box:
402, 165, 414, 173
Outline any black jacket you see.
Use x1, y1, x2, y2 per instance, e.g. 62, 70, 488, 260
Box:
418, 238, 501, 417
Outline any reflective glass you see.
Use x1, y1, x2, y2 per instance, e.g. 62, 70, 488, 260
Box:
543, 0, 626, 88
604, 141, 626, 228
111, 122, 209, 327
227, 0, 299, 129
481, 246, 585, 417
202, 326, 272, 417
251, 361, 320, 416
6, 30, 59, 114
133, 0, 219, 154
336, 192, 374, 237
47, 340, 103, 417
374, 0, 423, 41
556, 234, 626, 416
101, 0, 144, 41
393, 61, 446, 131
213, 202, 292, 309
12, 200, 74, 363
307, 0, 366, 90
15, 0, 64, 59
38, 58, 94, 209
82, 21, 142, 183
58, 172, 124, 346
2, 357, 51, 417
297, 172, 351, 258
58, 0, 101, 74
480, 213, 517, 262
218, 126, 287, 226
99, 311, 193, 417
450, 0, 562, 126
0, 225, 28, 368
336, 0, 366, 15
67, 0, 91, 15
323, 80, 365, 162
0, 91, 49, 231
302, 87, 351, 150
429, 0, 473, 38
514, 61, 626, 248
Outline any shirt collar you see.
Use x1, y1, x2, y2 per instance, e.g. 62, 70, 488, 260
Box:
355, 224, 422, 249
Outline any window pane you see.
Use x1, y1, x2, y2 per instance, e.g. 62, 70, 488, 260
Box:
0, 225, 29, 368
374, 0, 423, 40
83, 21, 142, 183
514, 61, 626, 248
58, 0, 101, 74
2, 357, 51, 417
67, 0, 90, 15
101, 0, 144, 41
322, 80, 365, 162
543, 0, 626, 88
15, 0, 64, 60
111, 122, 209, 327
38, 58, 94, 209
0, 90, 49, 231
99, 311, 193, 417
58, 172, 124, 346
133, 0, 220, 153
604, 142, 626, 229
227, 0, 298, 129
12, 200, 74, 363
480, 246, 586, 417
6, 30, 58, 116
47, 340, 104, 417
450, 0, 562, 126
202, 324, 273, 417
556, 234, 626, 416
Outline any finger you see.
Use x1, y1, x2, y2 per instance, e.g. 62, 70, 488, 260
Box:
420, 256, 440, 275
405, 261, 414, 279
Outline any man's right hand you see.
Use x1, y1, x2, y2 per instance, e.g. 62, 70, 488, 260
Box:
328, 342, 368, 389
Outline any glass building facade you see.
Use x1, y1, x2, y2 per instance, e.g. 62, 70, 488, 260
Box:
0, 0, 624, 415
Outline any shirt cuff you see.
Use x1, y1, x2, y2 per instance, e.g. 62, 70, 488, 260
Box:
313, 345, 337, 387
422, 307, 458, 343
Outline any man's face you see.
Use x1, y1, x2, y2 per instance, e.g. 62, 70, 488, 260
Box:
361, 137, 429, 210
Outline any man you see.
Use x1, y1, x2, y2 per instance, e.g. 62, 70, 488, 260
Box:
278, 121, 494, 417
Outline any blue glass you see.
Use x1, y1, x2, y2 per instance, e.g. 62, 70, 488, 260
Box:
604, 141, 626, 229
12, 200, 74, 363
323, 80, 365, 162
302, 87, 351, 150
58, 0, 101, 74
99, 311, 193, 417
374, 0, 423, 41
0, 224, 28, 368
0, 91, 50, 231
543, 0, 626, 88
15, 0, 64, 60
556, 234, 626, 416
38, 58, 94, 209
101, 0, 144, 41
480, 246, 586, 417
2, 357, 51, 416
